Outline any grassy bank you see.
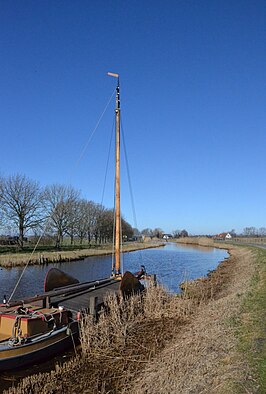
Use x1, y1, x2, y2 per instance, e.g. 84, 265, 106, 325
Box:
234, 247, 266, 393
0, 241, 164, 268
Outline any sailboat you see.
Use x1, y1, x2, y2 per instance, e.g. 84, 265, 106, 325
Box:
0, 73, 143, 371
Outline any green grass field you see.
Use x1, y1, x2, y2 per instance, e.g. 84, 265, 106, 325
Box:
237, 248, 266, 393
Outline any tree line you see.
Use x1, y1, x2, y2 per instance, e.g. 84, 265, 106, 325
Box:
135, 228, 188, 239
242, 227, 266, 237
0, 174, 134, 249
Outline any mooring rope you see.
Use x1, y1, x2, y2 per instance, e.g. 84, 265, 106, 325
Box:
69, 325, 77, 357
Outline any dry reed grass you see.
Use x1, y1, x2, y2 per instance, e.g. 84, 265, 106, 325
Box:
5, 281, 204, 394
175, 236, 216, 247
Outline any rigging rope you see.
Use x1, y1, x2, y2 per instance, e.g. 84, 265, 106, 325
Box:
7, 215, 53, 304
112, 171, 117, 275
111, 171, 123, 275
112, 200, 116, 275
121, 117, 138, 230
101, 115, 115, 206
69, 87, 116, 181
120, 217, 123, 274
121, 117, 144, 266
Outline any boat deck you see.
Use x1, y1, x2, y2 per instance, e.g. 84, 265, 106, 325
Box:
51, 280, 120, 313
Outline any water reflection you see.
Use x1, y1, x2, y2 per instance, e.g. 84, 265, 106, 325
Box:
123, 243, 228, 293
0, 243, 228, 300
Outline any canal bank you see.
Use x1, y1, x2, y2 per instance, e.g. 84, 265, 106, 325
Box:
0, 242, 228, 300
4, 244, 264, 394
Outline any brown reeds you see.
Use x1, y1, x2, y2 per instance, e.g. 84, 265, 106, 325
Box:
77, 284, 196, 393
6, 282, 198, 394
175, 236, 216, 247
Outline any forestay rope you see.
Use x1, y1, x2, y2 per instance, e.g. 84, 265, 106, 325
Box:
69, 87, 116, 181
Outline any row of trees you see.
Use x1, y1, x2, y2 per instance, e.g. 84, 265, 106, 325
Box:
135, 228, 165, 238
242, 227, 266, 237
134, 228, 188, 239
0, 174, 134, 248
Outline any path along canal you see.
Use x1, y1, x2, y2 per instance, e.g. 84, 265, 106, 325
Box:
0, 243, 228, 301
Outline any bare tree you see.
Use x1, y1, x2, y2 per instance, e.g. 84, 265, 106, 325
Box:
152, 228, 164, 239
65, 199, 79, 245
43, 184, 80, 248
180, 229, 188, 238
173, 229, 181, 238
96, 208, 113, 244
141, 228, 153, 237
230, 229, 236, 237
86, 201, 100, 244
74, 199, 90, 245
0, 177, 4, 230
132, 228, 140, 236
243, 227, 257, 236
0, 174, 43, 248
259, 227, 266, 236
122, 218, 134, 240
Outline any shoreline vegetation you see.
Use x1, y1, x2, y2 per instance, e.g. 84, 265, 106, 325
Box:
175, 236, 217, 247
175, 235, 230, 249
0, 241, 164, 268
4, 239, 266, 393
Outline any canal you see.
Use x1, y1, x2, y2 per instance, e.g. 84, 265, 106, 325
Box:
0, 243, 228, 301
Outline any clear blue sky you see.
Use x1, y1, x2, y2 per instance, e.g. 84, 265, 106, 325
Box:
0, 1, 265, 234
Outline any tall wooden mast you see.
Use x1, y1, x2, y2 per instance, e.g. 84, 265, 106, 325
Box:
108, 72, 121, 276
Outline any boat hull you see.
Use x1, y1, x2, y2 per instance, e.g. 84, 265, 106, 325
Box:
0, 322, 79, 372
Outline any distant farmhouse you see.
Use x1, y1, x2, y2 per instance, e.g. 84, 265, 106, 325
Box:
214, 232, 232, 240
162, 234, 173, 240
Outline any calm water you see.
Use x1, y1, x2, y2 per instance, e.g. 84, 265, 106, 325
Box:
0, 243, 228, 300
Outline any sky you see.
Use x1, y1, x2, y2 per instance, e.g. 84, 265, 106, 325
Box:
0, 0, 265, 235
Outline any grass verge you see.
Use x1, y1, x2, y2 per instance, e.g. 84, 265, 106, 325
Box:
235, 247, 266, 393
